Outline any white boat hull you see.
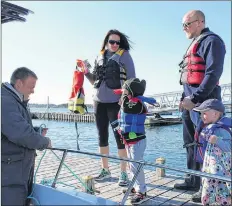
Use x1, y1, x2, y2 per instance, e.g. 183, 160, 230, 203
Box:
32, 184, 117, 205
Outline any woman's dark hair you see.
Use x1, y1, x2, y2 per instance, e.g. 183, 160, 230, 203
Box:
101, 29, 133, 51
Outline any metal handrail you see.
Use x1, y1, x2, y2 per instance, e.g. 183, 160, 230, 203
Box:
44, 148, 231, 205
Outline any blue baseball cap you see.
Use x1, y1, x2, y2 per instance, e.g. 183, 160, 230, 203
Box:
193, 99, 225, 113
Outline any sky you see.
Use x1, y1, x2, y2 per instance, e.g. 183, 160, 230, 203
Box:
2, 1, 231, 104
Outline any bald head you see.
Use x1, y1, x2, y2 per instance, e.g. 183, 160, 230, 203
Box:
182, 10, 206, 39
184, 10, 205, 23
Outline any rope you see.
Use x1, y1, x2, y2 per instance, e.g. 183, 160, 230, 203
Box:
40, 178, 79, 189
49, 150, 94, 193
27, 122, 94, 205
27, 124, 47, 205
28, 149, 95, 205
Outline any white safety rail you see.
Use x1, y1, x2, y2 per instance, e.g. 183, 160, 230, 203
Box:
147, 83, 231, 113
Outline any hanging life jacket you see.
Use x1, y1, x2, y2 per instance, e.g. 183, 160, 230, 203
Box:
194, 116, 232, 164
68, 60, 88, 114
93, 49, 127, 89
179, 31, 223, 85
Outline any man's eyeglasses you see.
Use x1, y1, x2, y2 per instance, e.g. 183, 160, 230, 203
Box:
182, 20, 198, 28
108, 40, 120, 45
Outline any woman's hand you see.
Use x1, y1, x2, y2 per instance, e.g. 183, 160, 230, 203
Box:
77, 59, 91, 74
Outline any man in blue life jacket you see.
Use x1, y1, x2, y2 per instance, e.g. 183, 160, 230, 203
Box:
174, 10, 226, 203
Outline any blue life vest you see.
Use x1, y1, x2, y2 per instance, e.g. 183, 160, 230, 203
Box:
111, 96, 156, 143
118, 97, 148, 143
195, 116, 232, 163
119, 111, 146, 134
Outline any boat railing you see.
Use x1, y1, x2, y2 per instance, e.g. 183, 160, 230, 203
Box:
39, 148, 231, 205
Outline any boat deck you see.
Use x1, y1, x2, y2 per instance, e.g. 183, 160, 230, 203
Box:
35, 150, 201, 205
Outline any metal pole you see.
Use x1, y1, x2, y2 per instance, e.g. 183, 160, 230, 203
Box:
47, 96, 49, 118
120, 162, 144, 205
49, 148, 231, 183
51, 150, 68, 188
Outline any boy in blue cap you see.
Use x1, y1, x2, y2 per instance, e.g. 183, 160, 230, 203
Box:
193, 99, 231, 205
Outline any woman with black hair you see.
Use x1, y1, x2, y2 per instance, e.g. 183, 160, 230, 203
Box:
84, 29, 136, 186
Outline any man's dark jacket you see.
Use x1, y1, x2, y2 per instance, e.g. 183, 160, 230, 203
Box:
1, 83, 49, 205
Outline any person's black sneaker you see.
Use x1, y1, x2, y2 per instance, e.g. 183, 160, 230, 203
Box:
191, 188, 202, 203
122, 187, 136, 196
131, 192, 147, 205
174, 181, 199, 191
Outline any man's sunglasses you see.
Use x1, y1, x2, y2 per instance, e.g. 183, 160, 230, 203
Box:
182, 20, 198, 28
108, 40, 120, 45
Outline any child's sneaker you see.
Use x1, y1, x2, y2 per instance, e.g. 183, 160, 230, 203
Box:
122, 187, 136, 196
95, 168, 111, 180
118, 171, 129, 186
131, 192, 147, 204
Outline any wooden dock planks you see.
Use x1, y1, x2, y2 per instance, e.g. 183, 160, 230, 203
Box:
34, 150, 200, 205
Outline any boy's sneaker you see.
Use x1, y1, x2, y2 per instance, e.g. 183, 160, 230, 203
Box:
122, 187, 136, 196
118, 171, 129, 186
95, 168, 111, 180
131, 192, 147, 204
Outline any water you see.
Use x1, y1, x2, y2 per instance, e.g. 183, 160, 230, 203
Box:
31, 107, 186, 175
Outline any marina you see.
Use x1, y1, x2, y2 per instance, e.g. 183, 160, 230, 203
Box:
2, 2, 231, 205
31, 106, 230, 125
33, 148, 231, 205
31, 111, 183, 126
34, 149, 198, 205
145, 116, 182, 126
30, 83, 231, 124
32, 112, 95, 122
28, 107, 231, 205
29, 100, 231, 205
